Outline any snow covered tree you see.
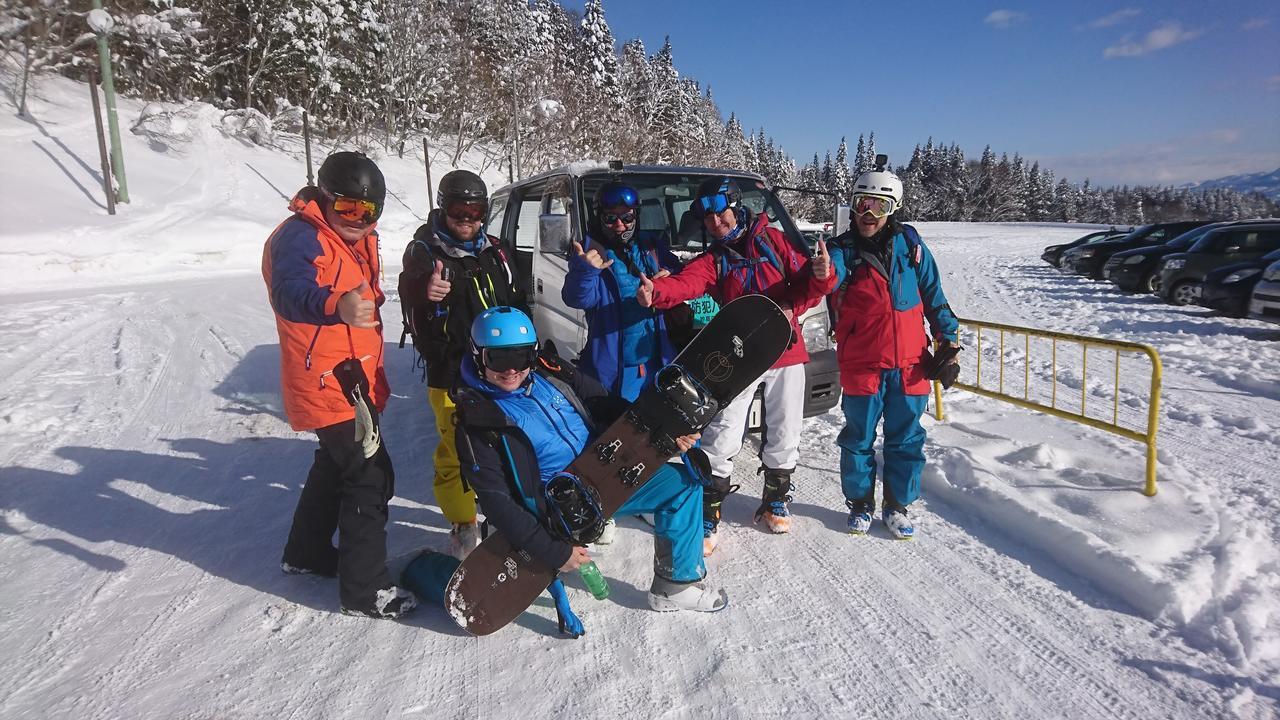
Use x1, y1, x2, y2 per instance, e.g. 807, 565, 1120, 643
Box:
832, 136, 851, 202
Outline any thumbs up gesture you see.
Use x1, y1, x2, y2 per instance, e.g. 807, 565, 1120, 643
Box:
812, 239, 831, 281
636, 273, 655, 307
424, 259, 452, 302
573, 240, 613, 270
339, 279, 377, 328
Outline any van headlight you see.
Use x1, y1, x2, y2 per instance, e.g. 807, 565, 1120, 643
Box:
1222, 268, 1261, 284
1123, 255, 1145, 265
1164, 258, 1185, 270
801, 312, 831, 352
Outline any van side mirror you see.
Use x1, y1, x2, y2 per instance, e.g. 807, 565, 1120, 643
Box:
539, 214, 571, 255
833, 204, 850, 237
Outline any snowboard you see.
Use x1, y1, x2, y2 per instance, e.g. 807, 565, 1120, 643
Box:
443, 294, 793, 636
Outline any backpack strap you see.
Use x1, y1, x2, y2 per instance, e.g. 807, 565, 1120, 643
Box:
900, 223, 923, 270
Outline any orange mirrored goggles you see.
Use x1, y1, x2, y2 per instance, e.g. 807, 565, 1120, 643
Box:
329, 194, 382, 224
853, 194, 897, 219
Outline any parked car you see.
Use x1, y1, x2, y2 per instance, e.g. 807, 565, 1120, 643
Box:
1196, 248, 1280, 316
1041, 229, 1129, 268
486, 162, 840, 423
1103, 223, 1228, 293
1062, 221, 1212, 279
1248, 257, 1280, 321
1159, 221, 1280, 305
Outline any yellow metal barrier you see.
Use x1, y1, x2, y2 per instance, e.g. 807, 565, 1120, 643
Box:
933, 317, 1163, 496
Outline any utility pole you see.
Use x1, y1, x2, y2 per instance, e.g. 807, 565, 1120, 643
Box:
88, 1, 128, 203
303, 111, 314, 185
87, 68, 116, 215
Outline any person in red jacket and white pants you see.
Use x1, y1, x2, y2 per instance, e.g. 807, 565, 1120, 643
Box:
637, 177, 835, 554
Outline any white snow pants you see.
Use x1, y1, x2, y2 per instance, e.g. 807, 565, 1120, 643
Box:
700, 363, 807, 478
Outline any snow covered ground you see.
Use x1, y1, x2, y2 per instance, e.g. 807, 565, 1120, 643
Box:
2, 70, 1278, 719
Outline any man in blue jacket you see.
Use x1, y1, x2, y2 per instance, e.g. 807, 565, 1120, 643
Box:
453, 307, 727, 620
562, 182, 686, 403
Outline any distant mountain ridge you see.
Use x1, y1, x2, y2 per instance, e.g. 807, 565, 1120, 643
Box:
1182, 167, 1280, 200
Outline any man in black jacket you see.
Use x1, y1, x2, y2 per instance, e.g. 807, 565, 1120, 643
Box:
453, 307, 728, 615
399, 170, 521, 559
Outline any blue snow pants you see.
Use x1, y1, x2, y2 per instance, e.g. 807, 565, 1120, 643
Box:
617, 462, 705, 582
836, 368, 928, 509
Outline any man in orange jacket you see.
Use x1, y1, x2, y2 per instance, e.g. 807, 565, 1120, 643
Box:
262, 151, 416, 619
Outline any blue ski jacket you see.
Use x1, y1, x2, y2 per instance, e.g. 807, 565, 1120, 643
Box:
561, 229, 682, 395
453, 351, 627, 571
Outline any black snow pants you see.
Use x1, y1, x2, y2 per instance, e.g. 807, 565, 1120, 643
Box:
282, 419, 395, 612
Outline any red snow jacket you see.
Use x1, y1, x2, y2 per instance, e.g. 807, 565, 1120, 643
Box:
830, 227, 957, 396
261, 188, 390, 431
647, 210, 835, 368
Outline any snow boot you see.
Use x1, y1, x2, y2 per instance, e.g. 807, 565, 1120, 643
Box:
280, 561, 336, 578
448, 521, 482, 560
882, 506, 915, 540
702, 476, 738, 556
341, 586, 419, 620
846, 499, 874, 535
647, 576, 729, 613
753, 467, 794, 534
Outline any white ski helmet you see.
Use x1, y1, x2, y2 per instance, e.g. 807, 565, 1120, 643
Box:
852, 167, 904, 207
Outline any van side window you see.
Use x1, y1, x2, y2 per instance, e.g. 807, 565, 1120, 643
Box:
513, 189, 543, 251
487, 194, 509, 237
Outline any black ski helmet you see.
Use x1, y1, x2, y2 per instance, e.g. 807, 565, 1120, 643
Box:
317, 151, 385, 205
437, 170, 488, 208
693, 176, 742, 212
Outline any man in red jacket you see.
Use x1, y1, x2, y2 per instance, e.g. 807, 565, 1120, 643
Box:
262, 152, 416, 619
637, 177, 834, 554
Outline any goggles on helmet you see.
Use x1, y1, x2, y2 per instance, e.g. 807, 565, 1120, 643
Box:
328, 193, 382, 224
853, 194, 897, 219
692, 193, 736, 218
446, 199, 487, 223
481, 345, 537, 373
600, 209, 637, 226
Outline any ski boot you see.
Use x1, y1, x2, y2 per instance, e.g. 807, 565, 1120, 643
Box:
702, 476, 738, 556
341, 585, 419, 620
846, 499, 874, 535
647, 576, 729, 613
882, 506, 915, 540
449, 520, 482, 560
753, 467, 794, 534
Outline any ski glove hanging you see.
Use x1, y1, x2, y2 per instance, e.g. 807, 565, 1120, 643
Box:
332, 357, 381, 459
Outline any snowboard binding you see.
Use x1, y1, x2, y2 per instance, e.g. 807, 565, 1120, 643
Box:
544, 472, 609, 545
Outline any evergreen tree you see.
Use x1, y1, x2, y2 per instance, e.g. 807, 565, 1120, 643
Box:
833, 136, 851, 201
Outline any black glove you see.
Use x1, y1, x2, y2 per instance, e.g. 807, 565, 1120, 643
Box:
922, 343, 962, 389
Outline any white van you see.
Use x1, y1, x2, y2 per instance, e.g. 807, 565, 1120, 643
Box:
485, 162, 840, 422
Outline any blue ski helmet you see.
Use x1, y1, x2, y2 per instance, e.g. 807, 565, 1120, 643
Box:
595, 182, 640, 212
471, 307, 537, 350
471, 307, 538, 375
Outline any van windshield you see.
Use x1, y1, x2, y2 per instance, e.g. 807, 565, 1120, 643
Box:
579, 174, 804, 253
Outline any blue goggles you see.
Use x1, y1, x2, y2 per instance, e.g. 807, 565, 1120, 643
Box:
693, 193, 735, 217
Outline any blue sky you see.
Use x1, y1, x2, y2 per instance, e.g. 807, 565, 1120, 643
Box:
568, 1, 1279, 187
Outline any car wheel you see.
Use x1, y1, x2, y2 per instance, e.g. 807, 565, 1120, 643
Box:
1141, 272, 1159, 294
1170, 281, 1197, 306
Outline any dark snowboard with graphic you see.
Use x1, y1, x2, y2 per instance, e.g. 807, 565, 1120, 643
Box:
444, 295, 792, 636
